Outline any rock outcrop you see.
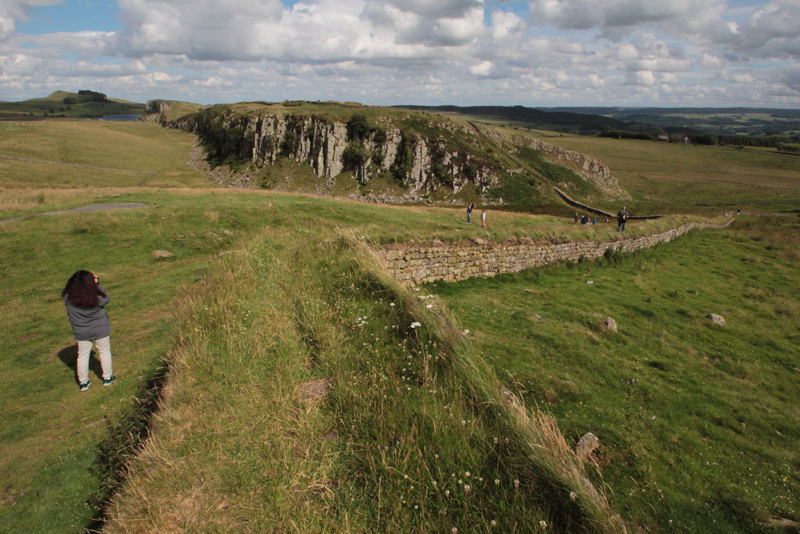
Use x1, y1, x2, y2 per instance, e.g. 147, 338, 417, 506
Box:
139, 100, 172, 124
173, 109, 504, 196
168, 103, 633, 204
473, 123, 628, 199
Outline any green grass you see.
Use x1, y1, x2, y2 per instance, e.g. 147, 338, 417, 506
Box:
2, 117, 797, 533
8, 180, 694, 533
103, 227, 623, 533
515, 131, 800, 215
0, 92, 144, 119
425, 217, 800, 533
159, 101, 207, 122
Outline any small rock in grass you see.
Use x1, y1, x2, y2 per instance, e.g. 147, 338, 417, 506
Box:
765, 517, 798, 529
603, 317, 617, 332
707, 314, 726, 326
152, 250, 172, 258
300, 378, 330, 403
575, 433, 600, 463
223, 230, 233, 236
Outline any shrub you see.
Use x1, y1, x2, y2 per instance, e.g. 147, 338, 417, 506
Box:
347, 113, 370, 140
281, 130, 299, 157
342, 142, 371, 172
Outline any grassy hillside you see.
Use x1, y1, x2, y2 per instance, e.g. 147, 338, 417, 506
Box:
428, 218, 800, 533
0, 120, 207, 204
395, 105, 652, 136
510, 129, 800, 216
1, 118, 797, 533
183, 101, 614, 213
0, 91, 144, 120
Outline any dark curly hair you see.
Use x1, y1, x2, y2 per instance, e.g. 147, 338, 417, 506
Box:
62, 270, 107, 308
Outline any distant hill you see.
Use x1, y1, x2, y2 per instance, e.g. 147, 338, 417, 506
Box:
38, 90, 76, 102
544, 106, 800, 136
395, 104, 800, 137
0, 91, 145, 119
394, 104, 653, 135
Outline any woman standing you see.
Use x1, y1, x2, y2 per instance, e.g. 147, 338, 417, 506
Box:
62, 270, 116, 391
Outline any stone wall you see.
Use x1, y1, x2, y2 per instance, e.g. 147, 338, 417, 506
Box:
375, 221, 731, 284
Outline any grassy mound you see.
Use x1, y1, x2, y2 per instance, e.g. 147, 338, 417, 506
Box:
103, 227, 624, 533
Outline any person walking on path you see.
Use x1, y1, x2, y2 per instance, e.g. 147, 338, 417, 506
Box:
467, 203, 474, 223
63, 270, 116, 391
481, 209, 487, 228
617, 206, 628, 232
574, 212, 579, 223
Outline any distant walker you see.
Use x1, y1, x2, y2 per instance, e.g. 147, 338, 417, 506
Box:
617, 206, 628, 232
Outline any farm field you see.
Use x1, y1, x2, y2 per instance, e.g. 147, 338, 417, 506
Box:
0, 118, 798, 533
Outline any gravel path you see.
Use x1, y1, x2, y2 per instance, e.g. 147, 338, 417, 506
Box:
0, 203, 149, 224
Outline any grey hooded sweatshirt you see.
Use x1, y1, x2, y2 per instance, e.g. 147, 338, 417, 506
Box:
64, 284, 112, 341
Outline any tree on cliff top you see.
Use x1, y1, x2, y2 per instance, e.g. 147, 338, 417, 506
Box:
63, 90, 109, 105
347, 113, 371, 140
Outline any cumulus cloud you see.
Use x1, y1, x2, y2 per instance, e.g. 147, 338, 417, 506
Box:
0, 0, 60, 42
1, 0, 799, 107
583, 72, 605, 88
698, 52, 723, 69
783, 63, 800, 92
627, 70, 656, 86
735, 2, 800, 60
529, 0, 705, 37
376, 0, 483, 20
625, 58, 692, 72
114, 0, 286, 60
490, 10, 527, 41
468, 60, 493, 76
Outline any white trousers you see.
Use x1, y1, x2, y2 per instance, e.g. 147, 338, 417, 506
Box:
76, 336, 113, 383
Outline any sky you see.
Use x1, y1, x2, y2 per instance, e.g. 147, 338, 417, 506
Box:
0, 0, 799, 108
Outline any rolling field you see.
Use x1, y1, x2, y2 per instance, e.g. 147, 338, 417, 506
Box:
1, 118, 798, 533
515, 130, 800, 215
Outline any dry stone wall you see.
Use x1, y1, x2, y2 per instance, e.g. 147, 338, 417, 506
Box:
375, 221, 731, 284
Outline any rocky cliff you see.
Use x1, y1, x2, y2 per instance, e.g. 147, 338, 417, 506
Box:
207, 112, 502, 196
169, 102, 627, 204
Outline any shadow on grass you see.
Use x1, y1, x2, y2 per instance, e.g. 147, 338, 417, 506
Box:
57, 344, 104, 384
86, 357, 170, 532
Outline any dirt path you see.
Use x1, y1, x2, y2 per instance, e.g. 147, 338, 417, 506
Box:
0, 153, 157, 175
0, 203, 149, 224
